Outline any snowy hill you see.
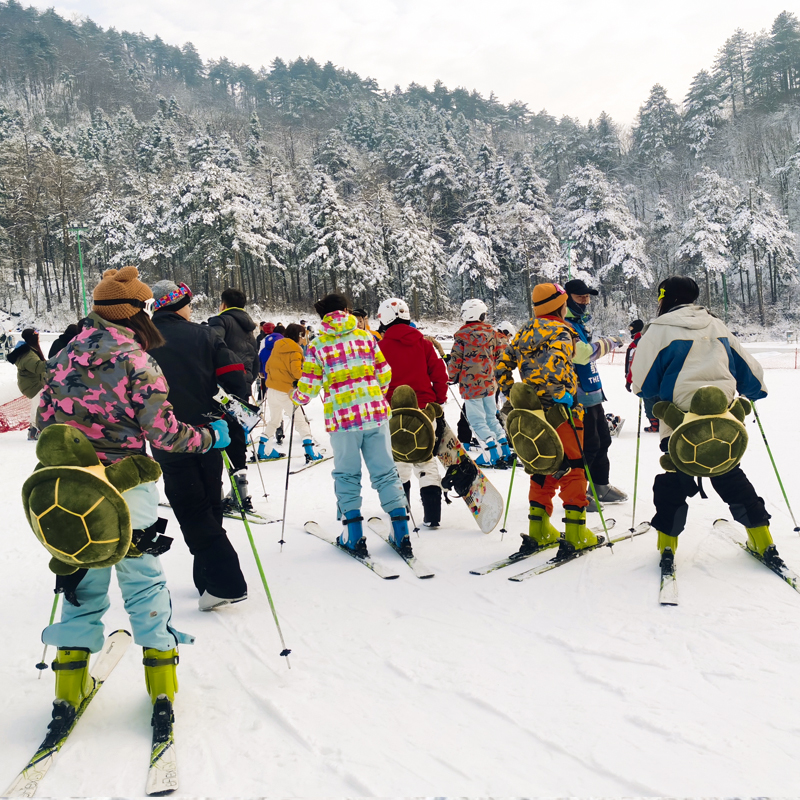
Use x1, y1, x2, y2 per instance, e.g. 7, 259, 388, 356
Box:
2, 360, 800, 795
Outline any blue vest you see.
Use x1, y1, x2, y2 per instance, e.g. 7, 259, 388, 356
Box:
569, 313, 605, 407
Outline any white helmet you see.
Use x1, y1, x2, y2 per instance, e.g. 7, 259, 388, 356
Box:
377, 297, 411, 326
497, 320, 516, 337
461, 298, 488, 323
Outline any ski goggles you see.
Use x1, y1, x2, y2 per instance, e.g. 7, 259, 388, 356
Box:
153, 283, 192, 311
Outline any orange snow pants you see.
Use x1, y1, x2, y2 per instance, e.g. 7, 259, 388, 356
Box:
528, 409, 588, 516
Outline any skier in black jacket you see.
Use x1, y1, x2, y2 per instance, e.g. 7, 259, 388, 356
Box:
150, 280, 250, 610
207, 287, 259, 511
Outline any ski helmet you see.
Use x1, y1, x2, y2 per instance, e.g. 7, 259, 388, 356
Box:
497, 321, 516, 337
377, 298, 411, 325
461, 298, 488, 323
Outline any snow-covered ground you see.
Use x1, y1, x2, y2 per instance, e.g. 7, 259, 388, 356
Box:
2, 354, 800, 796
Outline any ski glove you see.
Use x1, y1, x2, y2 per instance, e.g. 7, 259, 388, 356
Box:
625, 381, 632, 393
131, 518, 173, 556
554, 391, 574, 408
55, 569, 88, 607
209, 419, 231, 449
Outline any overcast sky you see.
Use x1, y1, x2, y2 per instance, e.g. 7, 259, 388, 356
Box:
29, 0, 793, 125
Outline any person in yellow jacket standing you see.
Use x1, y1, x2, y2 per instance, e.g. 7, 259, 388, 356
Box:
257, 323, 323, 463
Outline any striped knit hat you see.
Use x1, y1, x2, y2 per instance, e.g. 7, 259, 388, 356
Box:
532, 283, 567, 317
92, 267, 153, 321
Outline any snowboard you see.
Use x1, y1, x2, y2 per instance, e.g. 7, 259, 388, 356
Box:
435, 422, 504, 534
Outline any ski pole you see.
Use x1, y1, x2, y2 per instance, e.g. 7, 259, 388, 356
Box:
278, 406, 298, 550
36, 594, 60, 677
222, 448, 292, 667
498, 457, 517, 542
249, 434, 270, 499
448, 384, 463, 410
752, 401, 800, 532
630, 398, 642, 539
567, 408, 613, 548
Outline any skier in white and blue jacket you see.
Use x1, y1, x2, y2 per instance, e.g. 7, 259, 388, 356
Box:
563, 279, 627, 508
631, 276, 782, 572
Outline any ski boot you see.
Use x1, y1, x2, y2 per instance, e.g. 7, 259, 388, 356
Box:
257, 435, 285, 461
53, 646, 94, 709
556, 505, 601, 559
302, 438, 323, 463
27, 426, 39, 441
389, 508, 413, 558
143, 648, 179, 747
338, 509, 368, 557
498, 437, 516, 467
644, 418, 660, 433
420, 485, 442, 529
594, 484, 628, 504
223, 469, 253, 513
476, 441, 503, 468
518, 501, 562, 554
143, 647, 179, 704
657, 531, 679, 576
745, 525, 785, 569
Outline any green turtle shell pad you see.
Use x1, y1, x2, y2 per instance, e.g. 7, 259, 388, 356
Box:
22, 466, 133, 574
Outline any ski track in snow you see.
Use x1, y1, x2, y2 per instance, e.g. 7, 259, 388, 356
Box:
2, 354, 800, 795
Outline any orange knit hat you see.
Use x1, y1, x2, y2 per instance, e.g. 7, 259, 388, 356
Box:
532, 282, 567, 317
92, 267, 153, 321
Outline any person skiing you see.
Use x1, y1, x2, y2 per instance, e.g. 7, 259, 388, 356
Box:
291, 293, 410, 557
630, 276, 781, 574
497, 282, 601, 557
35, 267, 230, 741
563, 279, 627, 509
447, 298, 511, 468
377, 297, 448, 528
149, 280, 250, 611
8, 328, 47, 440
258, 323, 322, 462
625, 319, 659, 432
208, 287, 258, 512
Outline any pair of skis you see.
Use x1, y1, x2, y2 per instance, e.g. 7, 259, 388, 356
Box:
469, 520, 652, 581
660, 520, 800, 606
4, 630, 177, 797
305, 518, 434, 579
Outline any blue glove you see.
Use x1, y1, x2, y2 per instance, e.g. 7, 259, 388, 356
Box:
554, 391, 574, 408
209, 419, 231, 449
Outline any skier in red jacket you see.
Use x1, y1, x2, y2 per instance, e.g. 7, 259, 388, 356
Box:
378, 297, 448, 527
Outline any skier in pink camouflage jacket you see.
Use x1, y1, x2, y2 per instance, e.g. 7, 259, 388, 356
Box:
36, 267, 231, 727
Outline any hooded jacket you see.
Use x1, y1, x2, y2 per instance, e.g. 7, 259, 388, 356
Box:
447, 320, 506, 400
292, 311, 392, 432
378, 322, 448, 406
208, 307, 259, 384
150, 310, 249, 428
630, 305, 766, 412
8, 341, 46, 399
265, 337, 304, 394
495, 315, 578, 406
37, 313, 212, 463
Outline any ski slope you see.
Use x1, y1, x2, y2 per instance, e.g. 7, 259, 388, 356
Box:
1, 351, 800, 796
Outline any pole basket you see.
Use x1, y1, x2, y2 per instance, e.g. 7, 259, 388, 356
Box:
0, 395, 32, 433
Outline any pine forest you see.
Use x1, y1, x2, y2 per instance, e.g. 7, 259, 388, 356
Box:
1, 0, 799, 330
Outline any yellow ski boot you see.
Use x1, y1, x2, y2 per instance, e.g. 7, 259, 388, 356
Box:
557, 506, 601, 559
143, 647, 179, 704
53, 647, 94, 709
745, 525, 784, 569
519, 502, 562, 554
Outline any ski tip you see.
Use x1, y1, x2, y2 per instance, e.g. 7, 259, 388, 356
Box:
384, 574, 401, 580
111, 629, 133, 639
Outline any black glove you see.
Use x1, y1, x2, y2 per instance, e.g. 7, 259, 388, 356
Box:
625, 382, 632, 393
131, 518, 173, 556
55, 569, 88, 607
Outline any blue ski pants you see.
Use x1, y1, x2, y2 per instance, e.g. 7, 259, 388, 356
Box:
464, 396, 505, 444
330, 423, 406, 515
42, 483, 194, 653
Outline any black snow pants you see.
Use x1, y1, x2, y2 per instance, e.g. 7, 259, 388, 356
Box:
156, 450, 248, 599
582, 404, 612, 486
651, 465, 770, 537
227, 417, 248, 472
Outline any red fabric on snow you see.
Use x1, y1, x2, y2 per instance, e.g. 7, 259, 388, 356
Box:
378, 323, 448, 407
